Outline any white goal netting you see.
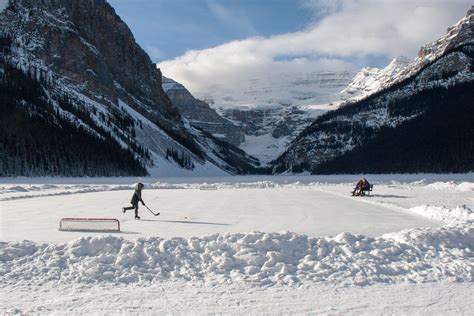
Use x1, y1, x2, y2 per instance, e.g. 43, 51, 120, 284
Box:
199, 185, 217, 190
59, 218, 121, 232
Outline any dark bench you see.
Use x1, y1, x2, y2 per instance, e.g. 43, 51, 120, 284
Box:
362, 184, 373, 196
352, 183, 373, 196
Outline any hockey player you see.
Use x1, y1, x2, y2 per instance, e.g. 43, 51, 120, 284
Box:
122, 182, 145, 219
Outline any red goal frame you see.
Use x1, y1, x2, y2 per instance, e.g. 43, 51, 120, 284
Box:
59, 218, 121, 232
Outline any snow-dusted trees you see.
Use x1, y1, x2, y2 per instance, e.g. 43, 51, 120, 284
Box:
166, 147, 194, 170
0, 64, 148, 176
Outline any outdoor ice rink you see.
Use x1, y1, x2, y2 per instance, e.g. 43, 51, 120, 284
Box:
1, 187, 443, 243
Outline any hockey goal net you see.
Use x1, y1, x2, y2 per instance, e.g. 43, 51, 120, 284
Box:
59, 218, 121, 232
199, 185, 217, 190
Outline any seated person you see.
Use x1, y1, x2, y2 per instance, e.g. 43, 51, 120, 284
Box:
361, 178, 370, 192
352, 179, 364, 196
352, 178, 370, 196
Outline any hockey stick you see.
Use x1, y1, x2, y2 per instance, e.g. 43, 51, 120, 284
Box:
144, 205, 160, 216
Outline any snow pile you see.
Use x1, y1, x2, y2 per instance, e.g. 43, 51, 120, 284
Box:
0, 181, 290, 201
1, 223, 472, 288
427, 181, 474, 192
0, 184, 121, 201
4, 185, 30, 192
409, 205, 473, 224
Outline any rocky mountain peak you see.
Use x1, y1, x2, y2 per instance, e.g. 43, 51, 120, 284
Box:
417, 6, 473, 61
274, 6, 473, 174
3, 0, 181, 122
340, 56, 409, 101
387, 56, 410, 68
0, 0, 225, 176
161, 76, 245, 147
342, 6, 474, 102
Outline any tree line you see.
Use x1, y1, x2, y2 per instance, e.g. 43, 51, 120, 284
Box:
0, 64, 148, 176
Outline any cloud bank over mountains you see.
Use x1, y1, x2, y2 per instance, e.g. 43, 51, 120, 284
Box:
158, 0, 470, 96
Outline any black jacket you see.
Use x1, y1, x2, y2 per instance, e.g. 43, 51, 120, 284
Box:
131, 189, 144, 206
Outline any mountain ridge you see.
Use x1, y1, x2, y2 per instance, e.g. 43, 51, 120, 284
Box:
342, 7, 473, 102
272, 7, 474, 174
0, 0, 237, 176
161, 76, 262, 174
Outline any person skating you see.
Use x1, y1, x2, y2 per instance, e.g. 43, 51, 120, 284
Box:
122, 182, 145, 219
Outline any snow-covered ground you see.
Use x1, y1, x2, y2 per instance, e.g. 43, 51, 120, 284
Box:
239, 134, 291, 163
0, 175, 473, 314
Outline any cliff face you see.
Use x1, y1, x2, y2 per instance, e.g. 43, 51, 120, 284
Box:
162, 76, 244, 147
0, 0, 217, 176
3, 0, 185, 130
161, 77, 262, 174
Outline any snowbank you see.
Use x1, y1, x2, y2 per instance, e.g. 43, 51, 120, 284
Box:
409, 205, 473, 224
1, 224, 472, 288
0, 180, 307, 201
427, 181, 474, 192
2, 178, 473, 201
0, 184, 136, 201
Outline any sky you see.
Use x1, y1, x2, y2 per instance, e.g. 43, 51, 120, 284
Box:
109, 0, 471, 95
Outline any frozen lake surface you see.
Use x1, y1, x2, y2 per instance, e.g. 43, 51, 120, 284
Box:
1, 187, 441, 243
0, 175, 473, 315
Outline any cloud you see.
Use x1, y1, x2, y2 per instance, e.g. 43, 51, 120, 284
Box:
158, 0, 471, 95
300, 0, 469, 57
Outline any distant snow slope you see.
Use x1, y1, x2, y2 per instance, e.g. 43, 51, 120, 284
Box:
191, 71, 353, 163
116, 99, 228, 177
198, 71, 353, 110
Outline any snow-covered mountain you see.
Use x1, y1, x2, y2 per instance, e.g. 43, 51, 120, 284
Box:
161, 76, 262, 174
0, 0, 260, 176
3, 0, 472, 176
340, 57, 410, 101
342, 7, 474, 102
162, 76, 244, 146
199, 5, 473, 165
273, 6, 474, 174
197, 71, 354, 163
